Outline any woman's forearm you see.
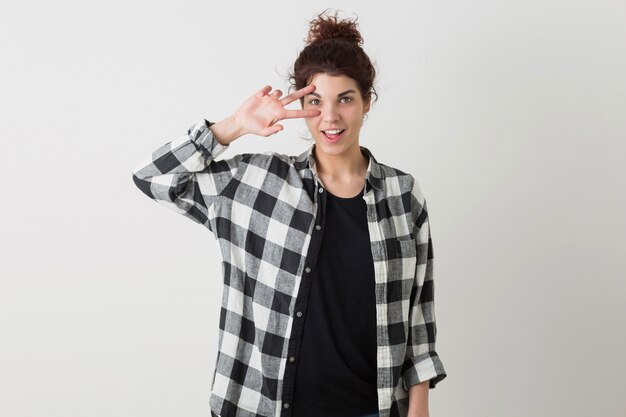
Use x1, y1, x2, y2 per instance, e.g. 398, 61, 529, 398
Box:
407, 380, 430, 417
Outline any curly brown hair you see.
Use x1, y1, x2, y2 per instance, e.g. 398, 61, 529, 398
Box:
288, 9, 379, 108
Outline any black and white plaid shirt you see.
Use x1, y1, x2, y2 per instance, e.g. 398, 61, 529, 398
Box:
132, 119, 447, 417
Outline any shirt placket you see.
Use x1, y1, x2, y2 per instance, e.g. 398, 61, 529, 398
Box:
362, 185, 393, 416
279, 172, 328, 416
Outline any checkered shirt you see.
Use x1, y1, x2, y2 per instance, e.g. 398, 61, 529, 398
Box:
132, 119, 447, 417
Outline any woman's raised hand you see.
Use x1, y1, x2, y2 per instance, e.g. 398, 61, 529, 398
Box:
232, 84, 321, 137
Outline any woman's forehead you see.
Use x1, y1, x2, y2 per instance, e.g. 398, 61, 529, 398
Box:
307, 73, 359, 95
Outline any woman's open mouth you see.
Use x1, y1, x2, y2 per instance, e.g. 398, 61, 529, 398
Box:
322, 129, 345, 143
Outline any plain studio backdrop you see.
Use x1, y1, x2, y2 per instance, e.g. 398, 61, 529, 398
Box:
1, 1, 624, 416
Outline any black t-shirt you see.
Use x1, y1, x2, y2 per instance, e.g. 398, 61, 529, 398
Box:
292, 186, 379, 417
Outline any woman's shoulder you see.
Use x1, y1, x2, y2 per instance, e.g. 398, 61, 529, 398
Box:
377, 161, 417, 187
376, 161, 427, 204
364, 147, 414, 183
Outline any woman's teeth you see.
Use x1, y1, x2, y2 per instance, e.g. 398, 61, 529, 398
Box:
323, 129, 345, 140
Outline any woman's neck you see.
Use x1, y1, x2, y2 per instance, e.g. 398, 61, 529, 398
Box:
313, 145, 369, 180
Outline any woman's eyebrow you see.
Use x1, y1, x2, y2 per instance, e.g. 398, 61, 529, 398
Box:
307, 89, 356, 98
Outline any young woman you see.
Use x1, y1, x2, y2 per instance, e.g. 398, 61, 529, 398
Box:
132, 9, 446, 417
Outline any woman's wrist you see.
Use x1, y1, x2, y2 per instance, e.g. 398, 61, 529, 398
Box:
208, 114, 245, 145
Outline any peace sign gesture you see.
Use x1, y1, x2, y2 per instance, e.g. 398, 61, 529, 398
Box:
232, 84, 321, 137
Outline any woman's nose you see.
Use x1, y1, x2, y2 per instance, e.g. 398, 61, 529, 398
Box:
322, 105, 340, 122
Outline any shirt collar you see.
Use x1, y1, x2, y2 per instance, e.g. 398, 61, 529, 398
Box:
295, 142, 384, 191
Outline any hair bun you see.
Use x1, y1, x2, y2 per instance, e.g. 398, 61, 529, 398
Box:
305, 9, 363, 46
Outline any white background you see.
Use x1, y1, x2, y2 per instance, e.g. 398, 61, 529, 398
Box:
1, 1, 625, 416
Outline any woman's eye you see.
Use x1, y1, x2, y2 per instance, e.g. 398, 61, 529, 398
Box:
307, 97, 352, 105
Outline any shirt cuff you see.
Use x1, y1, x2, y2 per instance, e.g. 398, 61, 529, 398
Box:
187, 119, 230, 161
402, 351, 447, 390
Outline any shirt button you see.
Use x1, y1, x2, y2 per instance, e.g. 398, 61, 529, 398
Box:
289, 356, 296, 363
296, 311, 303, 317
318, 187, 324, 193
305, 267, 311, 273
315, 224, 321, 230
283, 403, 290, 409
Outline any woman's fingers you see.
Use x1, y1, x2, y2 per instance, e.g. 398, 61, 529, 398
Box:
257, 84, 314, 103
250, 84, 319, 126
283, 109, 321, 120
279, 84, 316, 106
257, 85, 284, 99
256, 85, 272, 97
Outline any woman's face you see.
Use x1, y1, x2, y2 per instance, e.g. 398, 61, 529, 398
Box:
302, 73, 370, 158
